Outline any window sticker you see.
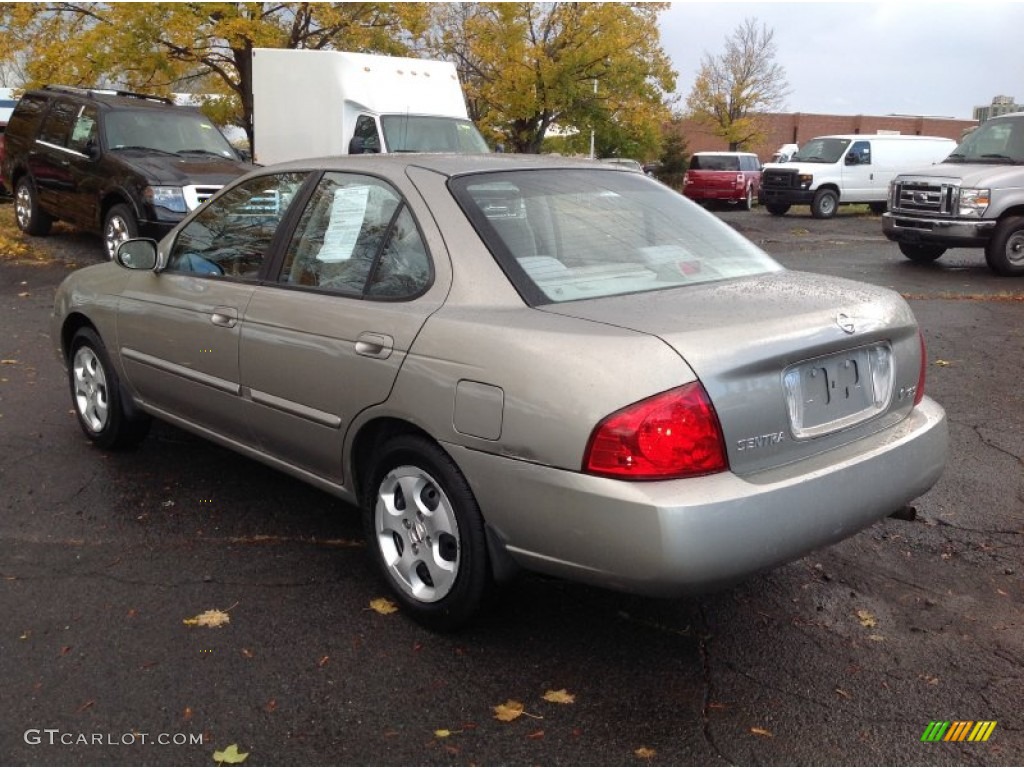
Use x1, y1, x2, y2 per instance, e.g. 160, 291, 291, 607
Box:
317, 186, 370, 262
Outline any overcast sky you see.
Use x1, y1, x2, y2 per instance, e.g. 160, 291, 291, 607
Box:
659, 1, 1023, 120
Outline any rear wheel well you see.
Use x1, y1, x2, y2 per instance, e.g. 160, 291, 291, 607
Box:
350, 418, 436, 505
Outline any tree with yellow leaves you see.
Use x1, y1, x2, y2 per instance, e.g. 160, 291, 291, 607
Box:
685, 18, 789, 151
0, 3, 427, 148
420, 3, 676, 157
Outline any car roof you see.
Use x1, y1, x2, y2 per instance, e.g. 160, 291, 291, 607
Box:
27, 86, 177, 112
262, 153, 636, 179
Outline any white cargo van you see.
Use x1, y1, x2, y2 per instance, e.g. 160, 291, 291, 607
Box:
770, 143, 799, 163
759, 134, 955, 218
251, 49, 489, 165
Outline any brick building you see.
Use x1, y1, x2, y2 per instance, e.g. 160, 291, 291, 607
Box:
679, 112, 977, 162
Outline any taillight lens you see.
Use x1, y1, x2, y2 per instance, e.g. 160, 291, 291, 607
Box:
914, 331, 927, 406
736, 173, 744, 188
583, 382, 728, 480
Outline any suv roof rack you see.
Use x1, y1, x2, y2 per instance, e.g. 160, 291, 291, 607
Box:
42, 84, 174, 105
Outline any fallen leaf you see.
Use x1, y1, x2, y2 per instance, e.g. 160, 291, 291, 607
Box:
183, 609, 230, 628
494, 700, 525, 722
183, 706, 193, 722
240, 648, 254, 659
856, 609, 877, 628
527, 729, 545, 740
59, 645, 72, 656
369, 597, 398, 615
76, 700, 95, 713
835, 688, 851, 699
934, 359, 951, 367
317, 655, 330, 667
0, 359, 18, 365
434, 729, 452, 739
212, 744, 249, 764
18, 292, 29, 297
543, 688, 576, 704
750, 727, 773, 738
868, 634, 886, 642
635, 746, 657, 758
264, 698, 277, 713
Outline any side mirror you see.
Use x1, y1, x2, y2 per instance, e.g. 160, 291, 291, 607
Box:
115, 238, 158, 271
86, 141, 101, 162
845, 153, 859, 166
348, 136, 365, 155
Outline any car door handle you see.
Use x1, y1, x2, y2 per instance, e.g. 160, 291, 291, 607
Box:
210, 307, 238, 328
355, 332, 394, 359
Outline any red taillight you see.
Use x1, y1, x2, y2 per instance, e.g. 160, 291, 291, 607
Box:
914, 331, 927, 406
583, 382, 728, 480
683, 172, 691, 185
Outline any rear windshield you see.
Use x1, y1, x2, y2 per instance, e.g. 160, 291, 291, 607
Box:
450, 169, 781, 305
689, 154, 740, 171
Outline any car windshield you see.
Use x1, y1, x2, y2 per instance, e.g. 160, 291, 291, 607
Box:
105, 109, 237, 157
380, 115, 490, 153
792, 138, 851, 164
945, 117, 1024, 164
689, 154, 741, 171
451, 169, 781, 305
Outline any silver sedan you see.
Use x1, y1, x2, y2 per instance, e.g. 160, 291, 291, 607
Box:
52, 154, 948, 629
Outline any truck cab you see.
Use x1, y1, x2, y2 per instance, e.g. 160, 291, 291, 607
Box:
882, 112, 1024, 276
252, 49, 489, 165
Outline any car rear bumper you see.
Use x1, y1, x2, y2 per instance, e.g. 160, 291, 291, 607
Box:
683, 187, 745, 202
447, 396, 947, 596
882, 213, 996, 247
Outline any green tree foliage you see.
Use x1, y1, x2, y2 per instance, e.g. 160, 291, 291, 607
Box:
685, 18, 789, 151
421, 2, 676, 156
655, 117, 689, 189
0, 3, 427, 147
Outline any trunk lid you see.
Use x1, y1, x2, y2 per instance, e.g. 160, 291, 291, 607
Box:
539, 271, 923, 475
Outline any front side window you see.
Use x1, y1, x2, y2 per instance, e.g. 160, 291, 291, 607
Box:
166, 172, 307, 280
280, 172, 430, 299
353, 115, 382, 153
847, 141, 871, 165
451, 169, 780, 305
68, 106, 98, 155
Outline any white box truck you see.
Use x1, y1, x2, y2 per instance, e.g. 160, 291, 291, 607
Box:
759, 134, 955, 218
251, 48, 489, 165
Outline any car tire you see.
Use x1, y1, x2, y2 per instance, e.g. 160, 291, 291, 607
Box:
811, 189, 839, 219
743, 185, 754, 211
14, 177, 53, 236
869, 201, 888, 214
984, 215, 1024, 276
766, 203, 790, 216
363, 434, 491, 631
898, 243, 946, 263
68, 328, 151, 449
104, 204, 139, 261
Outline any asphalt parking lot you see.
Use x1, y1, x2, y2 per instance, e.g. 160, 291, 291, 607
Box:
1, 203, 1021, 766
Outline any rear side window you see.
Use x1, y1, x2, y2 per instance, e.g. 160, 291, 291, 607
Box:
7, 94, 48, 142
279, 172, 431, 299
37, 99, 78, 147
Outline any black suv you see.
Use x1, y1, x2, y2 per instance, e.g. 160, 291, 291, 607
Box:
0, 86, 251, 258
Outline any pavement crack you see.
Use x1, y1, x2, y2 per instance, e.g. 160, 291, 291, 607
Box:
697, 602, 734, 767
972, 423, 1024, 464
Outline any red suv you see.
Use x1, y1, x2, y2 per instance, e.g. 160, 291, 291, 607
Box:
683, 152, 762, 210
